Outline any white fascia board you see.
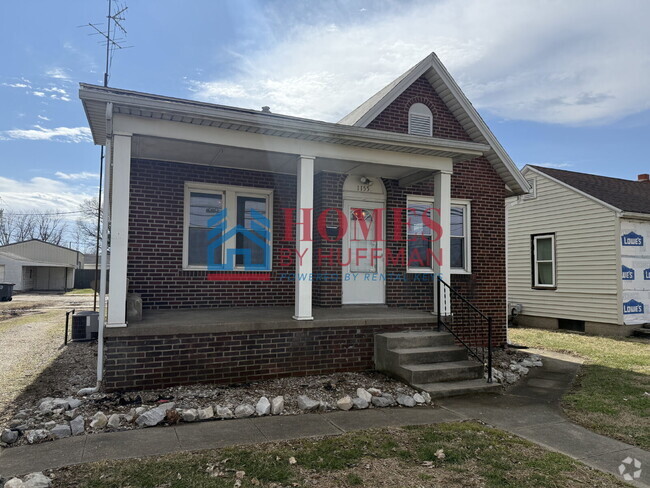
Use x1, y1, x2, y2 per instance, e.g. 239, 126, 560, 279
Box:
524, 166, 622, 214
113, 114, 455, 173
620, 211, 650, 221
80, 85, 489, 157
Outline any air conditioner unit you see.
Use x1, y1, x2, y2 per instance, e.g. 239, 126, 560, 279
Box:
71, 311, 99, 341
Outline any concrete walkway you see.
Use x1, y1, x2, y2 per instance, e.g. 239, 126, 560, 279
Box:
1, 350, 648, 487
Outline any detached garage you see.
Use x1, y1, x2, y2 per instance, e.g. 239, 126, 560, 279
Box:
0, 240, 83, 291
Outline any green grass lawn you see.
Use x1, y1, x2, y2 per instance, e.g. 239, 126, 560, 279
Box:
53, 422, 625, 488
510, 328, 650, 450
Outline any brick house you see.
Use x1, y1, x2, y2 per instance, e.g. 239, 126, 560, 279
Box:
80, 53, 529, 392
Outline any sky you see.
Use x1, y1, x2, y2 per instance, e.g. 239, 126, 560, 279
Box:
1, 0, 649, 227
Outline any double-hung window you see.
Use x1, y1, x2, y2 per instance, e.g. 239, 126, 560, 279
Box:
406, 196, 471, 273
184, 183, 273, 271
532, 234, 555, 288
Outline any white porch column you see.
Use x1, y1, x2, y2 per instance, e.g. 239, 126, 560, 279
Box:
433, 170, 452, 315
293, 155, 315, 320
106, 134, 132, 328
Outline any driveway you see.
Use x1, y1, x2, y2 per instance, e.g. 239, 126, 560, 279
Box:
0, 292, 97, 425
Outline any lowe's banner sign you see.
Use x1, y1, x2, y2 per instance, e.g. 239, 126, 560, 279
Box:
621, 220, 650, 325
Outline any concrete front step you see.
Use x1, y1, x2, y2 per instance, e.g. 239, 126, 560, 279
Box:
397, 360, 484, 384
375, 331, 456, 350
413, 378, 502, 399
389, 345, 468, 365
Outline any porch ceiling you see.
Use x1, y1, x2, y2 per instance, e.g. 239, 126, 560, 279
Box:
132, 135, 447, 180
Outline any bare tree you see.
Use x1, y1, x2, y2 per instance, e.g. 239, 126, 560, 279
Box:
75, 197, 105, 252
0, 208, 68, 246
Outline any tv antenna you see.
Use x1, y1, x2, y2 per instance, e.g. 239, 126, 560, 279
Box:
82, 0, 131, 310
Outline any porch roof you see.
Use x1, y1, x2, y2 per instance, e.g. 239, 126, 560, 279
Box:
104, 306, 435, 338
79, 83, 490, 165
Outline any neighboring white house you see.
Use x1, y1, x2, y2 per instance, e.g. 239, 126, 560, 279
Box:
507, 166, 650, 337
0, 240, 83, 291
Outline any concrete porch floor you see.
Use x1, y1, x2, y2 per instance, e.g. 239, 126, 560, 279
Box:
104, 306, 436, 337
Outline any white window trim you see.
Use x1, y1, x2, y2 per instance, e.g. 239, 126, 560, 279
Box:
183, 182, 273, 271
404, 196, 471, 274
532, 234, 555, 288
450, 199, 471, 275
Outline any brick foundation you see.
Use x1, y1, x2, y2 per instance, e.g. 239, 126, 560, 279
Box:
103, 323, 431, 391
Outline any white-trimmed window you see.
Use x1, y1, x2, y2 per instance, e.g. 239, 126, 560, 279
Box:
532, 234, 555, 288
450, 200, 471, 273
183, 183, 273, 271
408, 103, 433, 136
405, 196, 471, 273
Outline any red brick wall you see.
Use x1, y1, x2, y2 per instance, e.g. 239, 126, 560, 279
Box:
127, 160, 297, 309
367, 75, 472, 142
103, 323, 431, 391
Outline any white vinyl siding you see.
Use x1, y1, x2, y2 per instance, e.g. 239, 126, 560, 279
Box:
507, 170, 619, 324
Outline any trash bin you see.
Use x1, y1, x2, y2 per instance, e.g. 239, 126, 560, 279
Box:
71, 311, 100, 341
0, 283, 15, 302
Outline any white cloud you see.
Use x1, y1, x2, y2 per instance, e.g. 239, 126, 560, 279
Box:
46, 67, 71, 80
530, 162, 573, 169
2, 82, 30, 89
45, 87, 67, 95
37, 115, 50, 121
0, 176, 95, 213
189, 0, 650, 126
32, 91, 45, 97
0, 125, 92, 143
55, 171, 99, 180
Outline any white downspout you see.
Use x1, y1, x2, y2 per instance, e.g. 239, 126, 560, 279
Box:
78, 103, 113, 395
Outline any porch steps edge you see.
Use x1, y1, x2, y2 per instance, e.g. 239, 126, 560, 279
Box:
413, 379, 502, 399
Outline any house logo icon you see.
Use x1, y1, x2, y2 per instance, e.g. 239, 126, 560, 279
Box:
623, 299, 644, 315
206, 208, 271, 271
645, 268, 650, 280
621, 231, 644, 246
622, 265, 635, 280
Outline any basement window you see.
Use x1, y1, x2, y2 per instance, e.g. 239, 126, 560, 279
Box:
558, 318, 585, 332
408, 103, 433, 137
183, 182, 273, 271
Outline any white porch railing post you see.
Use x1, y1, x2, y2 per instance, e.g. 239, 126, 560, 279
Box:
293, 155, 315, 320
106, 134, 132, 328
433, 170, 452, 315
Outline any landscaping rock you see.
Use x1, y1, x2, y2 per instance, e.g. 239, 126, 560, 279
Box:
1, 428, 18, 444
50, 424, 71, 439
65, 398, 83, 410
70, 416, 85, 436
37, 398, 55, 413
216, 406, 234, 419
504, 372, 519, 384
352, 397, 369, 409
3, 478, 24, 488
198, 406, 214, 420
135, 406, 147, 416
136, 406, 167, 427
367, 388, 382, 396
421, 392, 432, 403
235, 404, 255, 418
532, 360, 543, 367
297, 395, 320, 411
124, 409, 137, 423
520, 359, 534, 368
181, 409, 198, 422
271, 396, 284, 415
336, 395, 353, 411
396, 394, 416, 407
256, 397, 271, 416
107, 414, 121, 429
371, 396, 392, 408
356, 388, 372, 403
25, 429, 48, 444
64, 409, 77, 420
43, 421, 56, 430
413, 393, 425, 404
90, 412, 108, 429
23, 472, 52, 488
381, 393, 396, 405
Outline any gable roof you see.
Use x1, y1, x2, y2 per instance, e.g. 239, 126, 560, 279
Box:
339, 52, 530, 195
528, 165, 650, 215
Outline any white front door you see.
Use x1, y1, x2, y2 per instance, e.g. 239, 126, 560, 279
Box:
342, 199, 386, 304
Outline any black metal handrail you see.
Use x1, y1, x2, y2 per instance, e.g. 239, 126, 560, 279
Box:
436, 277, 493, 383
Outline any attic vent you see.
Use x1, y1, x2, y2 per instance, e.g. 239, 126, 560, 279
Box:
408, 103, 433, 137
